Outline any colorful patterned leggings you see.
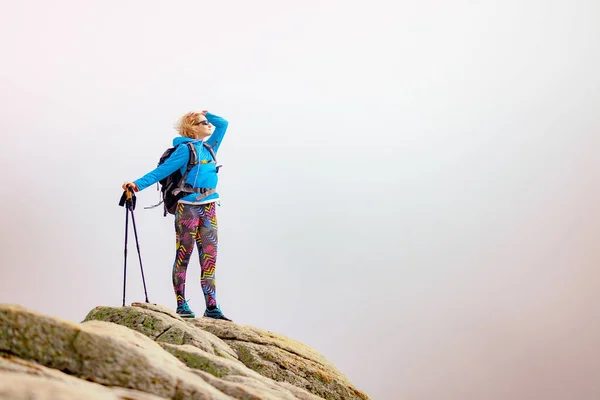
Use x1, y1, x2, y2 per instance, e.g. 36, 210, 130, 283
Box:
173, 202, 218, 309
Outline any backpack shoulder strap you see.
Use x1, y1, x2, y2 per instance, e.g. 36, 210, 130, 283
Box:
185, 142, 198, 169
173, 142, 199, 195
202, 142, 222, 173
202, 142, 217, 162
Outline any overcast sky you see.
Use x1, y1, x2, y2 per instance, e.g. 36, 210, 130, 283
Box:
1, 1, 600, 399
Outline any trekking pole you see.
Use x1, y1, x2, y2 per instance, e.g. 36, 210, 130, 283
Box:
122, 194, 129, 306
128, 197, 149, 303
118, 187, 150, 306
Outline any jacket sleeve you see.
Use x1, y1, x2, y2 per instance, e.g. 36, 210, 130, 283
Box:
205, 112, 229, 153
133, 144, 190, 191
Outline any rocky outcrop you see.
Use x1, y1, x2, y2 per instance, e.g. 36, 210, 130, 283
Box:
0, 303, 369, 400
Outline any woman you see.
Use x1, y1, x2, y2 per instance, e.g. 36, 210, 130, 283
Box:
122, 110, 231, 321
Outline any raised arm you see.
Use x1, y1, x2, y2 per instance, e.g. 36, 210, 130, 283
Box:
204, 112, 229, 153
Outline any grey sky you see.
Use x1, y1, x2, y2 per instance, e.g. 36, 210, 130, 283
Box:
1, 1, 600, 399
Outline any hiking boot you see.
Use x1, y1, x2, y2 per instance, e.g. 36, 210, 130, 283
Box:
204, 306, 232, 322
176, 301, 195, 318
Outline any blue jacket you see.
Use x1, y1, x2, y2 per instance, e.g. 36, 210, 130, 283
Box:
134, 112, 228, 204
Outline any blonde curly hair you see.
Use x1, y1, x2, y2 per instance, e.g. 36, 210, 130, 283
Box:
175, 111, 204, 138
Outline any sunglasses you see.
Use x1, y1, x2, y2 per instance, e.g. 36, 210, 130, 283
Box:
194, 120, 210, 126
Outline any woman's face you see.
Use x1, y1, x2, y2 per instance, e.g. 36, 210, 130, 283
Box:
192, 115, 212, 139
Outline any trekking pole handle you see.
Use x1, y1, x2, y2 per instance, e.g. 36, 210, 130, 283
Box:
119, 186, 137, 210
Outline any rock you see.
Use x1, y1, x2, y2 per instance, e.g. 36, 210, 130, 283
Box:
85, 303, 239, 361
0, 304, 231, 399
160, 343, 321, 400
0, 361, 166, 400
188, 319, 367, 400
0, 303, 369, 400
0, 371, 120, 400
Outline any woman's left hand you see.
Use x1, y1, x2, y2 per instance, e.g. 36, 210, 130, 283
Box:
122, 181, 139, 192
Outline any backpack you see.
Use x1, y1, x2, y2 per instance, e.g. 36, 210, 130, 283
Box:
145, 141, 219, 216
